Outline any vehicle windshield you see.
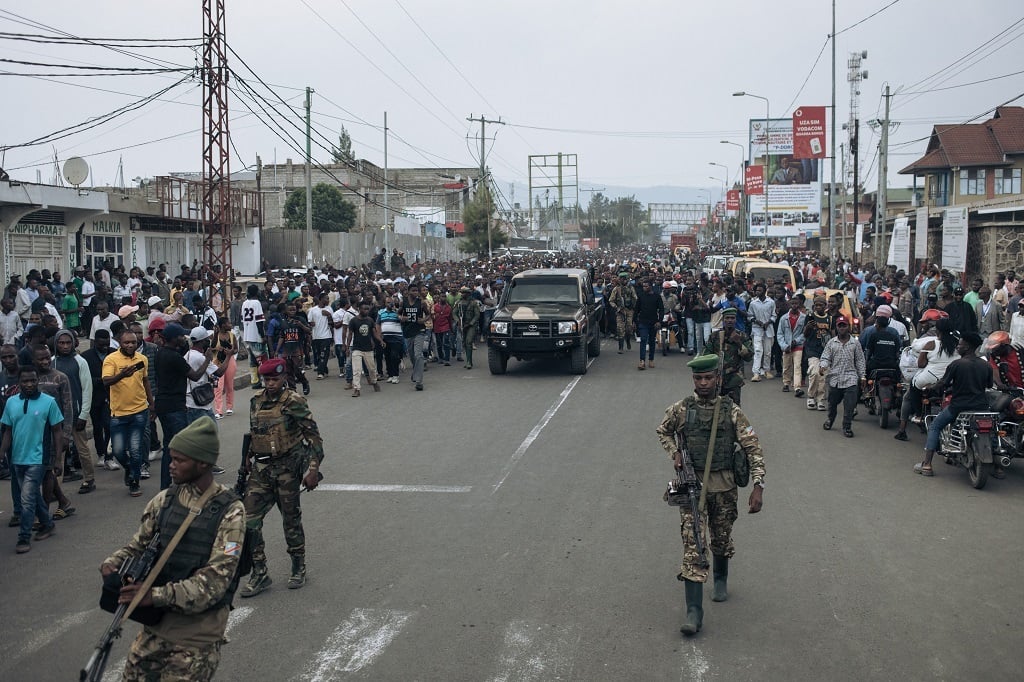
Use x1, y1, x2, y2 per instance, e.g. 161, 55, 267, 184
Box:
746, 267, 788, 283
506, 278, 581, 304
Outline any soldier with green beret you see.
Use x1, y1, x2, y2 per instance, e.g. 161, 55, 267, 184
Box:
701, 308, 753, 405
609, 272, 637, 354
656, 355, 765, 637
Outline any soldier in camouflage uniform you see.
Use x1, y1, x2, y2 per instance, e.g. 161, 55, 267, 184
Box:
100, 416, 244, 682
240, 358, 324, 597
453, 286, 481, 369
701, 308, 754, 405
608, 272, 637, 353
656, 354, 765, 637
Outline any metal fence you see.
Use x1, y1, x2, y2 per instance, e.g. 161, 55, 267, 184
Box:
260, 229, 470, 270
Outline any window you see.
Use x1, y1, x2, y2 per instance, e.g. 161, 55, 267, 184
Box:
959, 168, 986, 196
84, 234, 124, 272
994, 168, 1022, 195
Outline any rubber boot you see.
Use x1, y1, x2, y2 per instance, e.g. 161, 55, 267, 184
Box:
680, 579, 704, 636
711, 555, 729, 602
288, 554, 306, 589
240, 562, 272, 598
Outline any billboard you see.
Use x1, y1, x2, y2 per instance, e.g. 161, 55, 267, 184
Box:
792, 106, 827, 159
748, 118, 822, 238
726, 190, 740, 212
941, 207, 968, 272
745, 165, 764, 195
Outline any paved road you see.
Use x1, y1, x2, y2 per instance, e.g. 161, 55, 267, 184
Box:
1, 339, 1022, 681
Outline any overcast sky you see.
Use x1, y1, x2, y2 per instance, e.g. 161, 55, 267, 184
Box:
2, 1, 1021, 199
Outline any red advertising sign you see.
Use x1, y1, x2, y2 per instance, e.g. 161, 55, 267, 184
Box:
579, 237, 600, 250
745, 165, 764, 195
726, 189, 740, 211
792, 105, 826, 159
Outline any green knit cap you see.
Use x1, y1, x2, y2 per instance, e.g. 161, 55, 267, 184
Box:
168, 416, 220, 464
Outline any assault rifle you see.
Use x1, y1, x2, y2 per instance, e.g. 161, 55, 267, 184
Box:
81, 535, 162, 682
665, 434, 709, 570
235, 433, 252, 498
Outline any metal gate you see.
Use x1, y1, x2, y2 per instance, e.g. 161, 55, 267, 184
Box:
145, 236, 187, 271
10, 234, 66, 278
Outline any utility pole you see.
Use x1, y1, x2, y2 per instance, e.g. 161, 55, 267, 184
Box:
304, 86, 314, 268
840, 142, 848, 254
852, 118, 860, 245
383, 111, 389, 257
467, 113, 504, 254
830, 0, 836, 256
875, 85, 892, 265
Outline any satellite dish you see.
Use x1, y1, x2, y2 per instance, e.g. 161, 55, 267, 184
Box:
63, 157, 89, 187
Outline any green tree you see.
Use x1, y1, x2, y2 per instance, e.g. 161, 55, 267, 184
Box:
461, 186, 507, 256
283, 183, 357, 232
331, 126, 354, 164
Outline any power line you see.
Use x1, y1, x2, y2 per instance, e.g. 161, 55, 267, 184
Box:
897, 68, 1024, 95
0, 31, 200, 47
834, 0, 904, 37
782, 37, 829, 115
504, 122, 746, 139
889, 90, 1024, 150
0, 57, 190, 73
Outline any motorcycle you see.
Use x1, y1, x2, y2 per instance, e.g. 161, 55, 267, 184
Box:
991, 386, 1024, 469
658, 312, 681, 356
863, 368, 902, 429
927, 406, 1001, 489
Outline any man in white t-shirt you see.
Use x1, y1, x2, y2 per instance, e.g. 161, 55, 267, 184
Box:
240, 284, 267, 388
308, 293, 334, 380
184, 327, 225, 430
89, 301, 117, 340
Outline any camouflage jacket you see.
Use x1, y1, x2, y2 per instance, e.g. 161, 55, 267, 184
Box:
249, 388, 324, 466
453, 297, 480, 329
701, 330, 754, 389
609, 284, 637, 311
656, 393, 766, 492
102, 482, 245, 646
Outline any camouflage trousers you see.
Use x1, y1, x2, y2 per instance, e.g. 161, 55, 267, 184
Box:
243, 455, 305, 564
122, 628, 221, 681
615, 310, 634, 339
677, 487, 739, 583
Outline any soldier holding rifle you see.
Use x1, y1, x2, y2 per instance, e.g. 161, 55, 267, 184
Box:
656, 354, 766, 637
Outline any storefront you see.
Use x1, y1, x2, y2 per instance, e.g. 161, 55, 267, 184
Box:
81, 214, 129, 272
4, 221, 70, 280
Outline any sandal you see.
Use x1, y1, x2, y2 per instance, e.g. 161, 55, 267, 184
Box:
78, 480, 96, 494
53, 506, 76, 520
913, 463, 934, 477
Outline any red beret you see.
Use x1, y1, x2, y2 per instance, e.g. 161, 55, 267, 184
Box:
258, 358, 287, 376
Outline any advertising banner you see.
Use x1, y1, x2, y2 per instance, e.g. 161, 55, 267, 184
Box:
941, 206, 969, 272
792, 106, 827, 159
748, 118, 821, 238
888, 217, 910, 273
726, 189, 740, 212
744, 165, 764, 195
855, 223, 864, 254
915, 206, 928, 259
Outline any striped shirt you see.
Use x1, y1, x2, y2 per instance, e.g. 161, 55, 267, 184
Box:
820, 336, 866, 389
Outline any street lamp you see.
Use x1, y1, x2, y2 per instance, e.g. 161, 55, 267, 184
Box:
720, 141, 747, 241
734, 91, 771, 244
710, 162, 732, 243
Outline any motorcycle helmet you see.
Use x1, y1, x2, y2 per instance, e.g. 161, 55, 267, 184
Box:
984, 330, 1011, 351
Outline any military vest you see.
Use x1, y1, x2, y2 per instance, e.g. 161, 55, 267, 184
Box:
155, 484, 241, 609
681, 396, 735, 472
249, 391, 303, 456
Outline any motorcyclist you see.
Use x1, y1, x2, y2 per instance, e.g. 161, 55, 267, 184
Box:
660, 281, 683, 353
986, 331, 1023, 390
914, 331, 993, 477
862, 305, 902, 375
895, 315, 959, 441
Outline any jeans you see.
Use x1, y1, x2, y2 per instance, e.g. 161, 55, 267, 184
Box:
158, 410, 189, 490
637, 323, 657, 361
14, 463, 51, 541
187, 407, 216, 425
434, 331, 451, 362
110, 409, 149, 484
687, 319, 711, 354
406, 331, 428, 384
334, 344, 347, 377
926, 407, 956, 452
750, 324, 772, 376
384, 336, 403, 378
827, 384, 858, 428
312, 338, 333, 376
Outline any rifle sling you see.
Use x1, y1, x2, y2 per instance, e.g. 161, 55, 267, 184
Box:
696, 396, 721, 514
122, 484, 218, 623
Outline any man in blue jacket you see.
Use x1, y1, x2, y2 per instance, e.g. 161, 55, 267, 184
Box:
776, 294, 807, 396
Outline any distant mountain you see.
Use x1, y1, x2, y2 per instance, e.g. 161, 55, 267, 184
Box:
494, 180, 723, 209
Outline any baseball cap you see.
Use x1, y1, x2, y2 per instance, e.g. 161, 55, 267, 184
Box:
162, 323, 186, 341
147, 317, 167, 333
189, 327, 212, 342
835, 315, 850, 326
117, 304, 139, 318
874, 305, 892, 318
147, 295, 163, 307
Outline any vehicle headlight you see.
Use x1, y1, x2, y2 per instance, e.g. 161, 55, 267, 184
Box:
558, 321, 577, 334
490, 321, 509, 335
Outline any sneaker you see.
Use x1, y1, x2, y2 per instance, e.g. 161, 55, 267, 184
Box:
62, 471, 83, 483
33, 524, 55, 541
444, 361, 451, 366
795, 388, 805, 398
129, 482, 142, 497
751, 375, 762, 382
415, 383, 423, 391
894, 431, 908, 441
338, 373, 345, 379
105, 458, 121, 471
140, 463, 151, 480
316, 374, 324, 381
215, 413, 224, 420
148, 449, 162, 462
78, 480, 96, 494
302, 384, 310, 396
806, 399, 817, 410
225, 410, 233, 415
782, 385, 790, 392
8, 514, 20, 527
765, 372, 775, 379
16, 539, 30, 554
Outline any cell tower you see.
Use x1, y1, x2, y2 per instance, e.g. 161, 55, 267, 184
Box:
846, 50, 868, 230
202, 0, 232, 312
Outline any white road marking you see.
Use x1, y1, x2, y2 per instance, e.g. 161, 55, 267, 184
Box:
23, 609, 91, 657
488, 619, 579, 682
303, 608, 414, 681
226, 605, 255, 634
318, 484, 471, 493
682, 642, 710, 682
491, 371, 586, 494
